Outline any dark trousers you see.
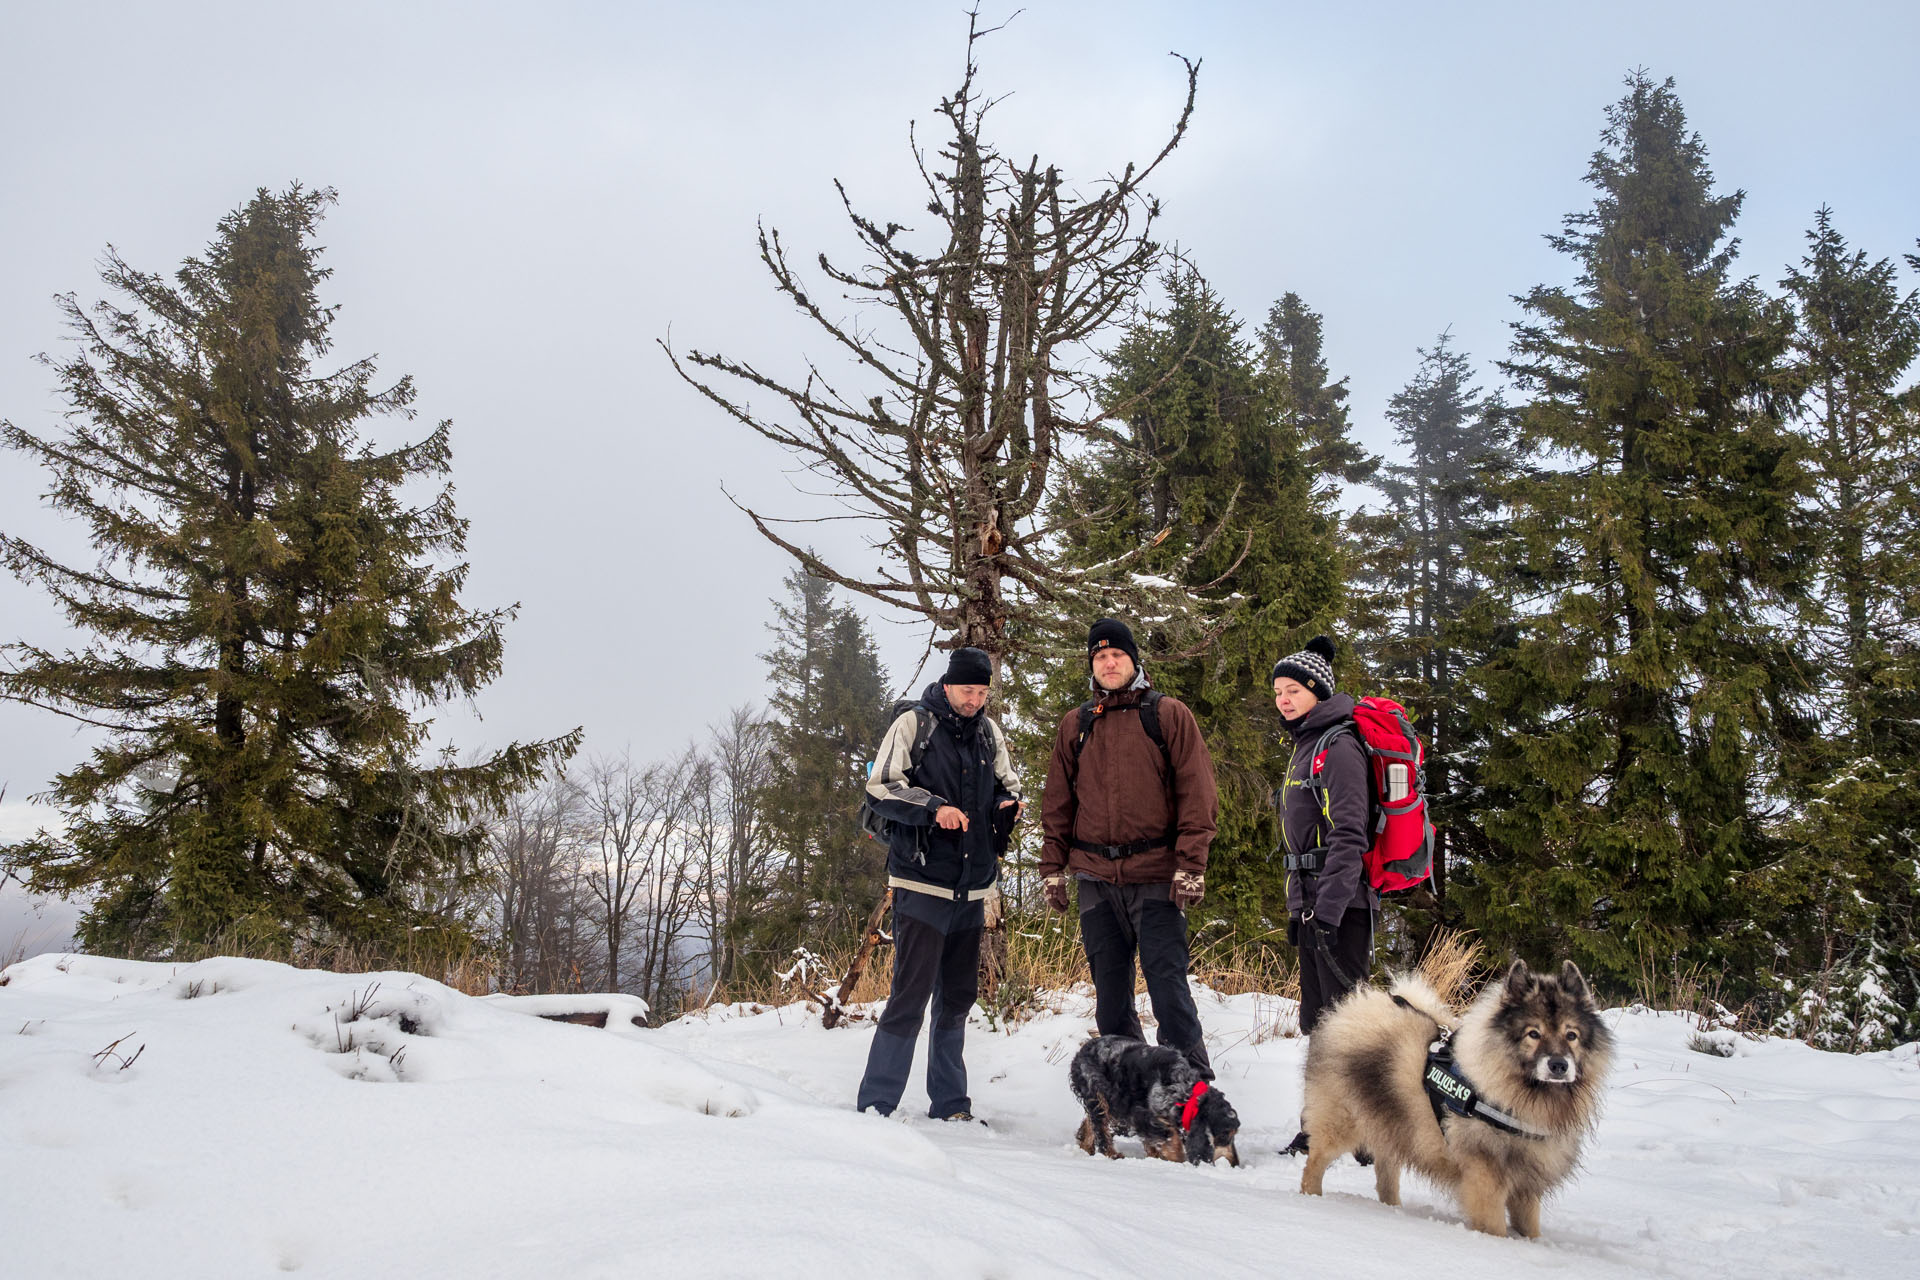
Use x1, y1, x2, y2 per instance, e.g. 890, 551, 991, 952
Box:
856, 890, 984, 1117
1297, 906, 1375, 1034
1078, 879, 1212, 1078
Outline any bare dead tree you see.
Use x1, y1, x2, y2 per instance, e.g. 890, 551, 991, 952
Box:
690, 706, 776, 994
626, 747, 707, 1012
481, 775, 593, 993
579, 751, 655, 992
666, 13, 1239, 677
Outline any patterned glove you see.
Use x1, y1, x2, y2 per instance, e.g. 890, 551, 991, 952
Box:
1172, 870, 1205, 909
1043, 873, 1071, 913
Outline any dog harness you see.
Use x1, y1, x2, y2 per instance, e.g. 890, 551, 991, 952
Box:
1390, 994, 1551, 1140
1179, 1080, 1210, 1133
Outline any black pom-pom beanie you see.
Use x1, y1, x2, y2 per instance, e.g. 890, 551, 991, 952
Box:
1272, 635, 1336, 698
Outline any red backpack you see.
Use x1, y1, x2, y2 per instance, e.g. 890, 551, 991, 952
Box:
1304, 697, 1435, 894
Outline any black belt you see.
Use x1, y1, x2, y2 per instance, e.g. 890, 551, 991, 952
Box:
1071, 834, 1174, 860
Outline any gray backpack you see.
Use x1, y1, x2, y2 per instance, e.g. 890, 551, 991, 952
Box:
857, 700, 936, 845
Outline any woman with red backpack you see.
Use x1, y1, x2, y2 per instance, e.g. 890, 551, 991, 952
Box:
1273, 635, 1375, 1157
1273, 635, 1379, 1027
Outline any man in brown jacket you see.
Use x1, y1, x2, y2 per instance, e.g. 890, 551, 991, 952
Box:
1040, 618, 1220, 1077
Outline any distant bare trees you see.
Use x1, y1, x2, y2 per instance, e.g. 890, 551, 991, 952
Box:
473, 707, 776, 1019
579, 749, 703, 1002
692, 707, 776, 994
483, 782, 591, 995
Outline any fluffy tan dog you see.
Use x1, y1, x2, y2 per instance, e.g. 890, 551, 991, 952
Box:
1300, 959, 1613, 1238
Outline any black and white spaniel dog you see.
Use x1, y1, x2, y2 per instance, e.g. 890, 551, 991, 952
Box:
1069, 1035, 1240, 1166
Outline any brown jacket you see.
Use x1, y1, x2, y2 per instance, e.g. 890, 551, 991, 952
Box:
1039, 686, 1218, 884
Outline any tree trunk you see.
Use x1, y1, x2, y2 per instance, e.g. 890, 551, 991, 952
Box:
821, 889, 893, 1029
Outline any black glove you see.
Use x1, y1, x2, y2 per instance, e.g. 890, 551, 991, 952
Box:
991, 799, 1021, 854
1304, 914, 1340, 949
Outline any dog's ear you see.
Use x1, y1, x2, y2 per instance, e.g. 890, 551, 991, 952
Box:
1196, 1116, 1241, 1166
1559, 959, 1591, 1003
1505, 958, 1533, 997
1218, 1131, 1242, 1168
1190, 1098, 1239, 1165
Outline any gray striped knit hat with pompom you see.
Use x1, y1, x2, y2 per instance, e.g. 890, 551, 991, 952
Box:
1271, 635, 1337, 699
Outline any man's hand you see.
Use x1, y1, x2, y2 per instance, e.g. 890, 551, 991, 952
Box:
1043, 873, 1070, 913
998, 798, 1023, 817
1172, 870, 1205, 910
935, 805, 969, 831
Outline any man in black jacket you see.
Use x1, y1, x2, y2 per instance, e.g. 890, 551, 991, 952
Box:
855, 647, 1022, 1121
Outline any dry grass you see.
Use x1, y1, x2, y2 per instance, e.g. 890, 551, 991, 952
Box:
1192, 927, 1299, 999
1633, 946, 1762, 1048
1411, 928, 1487, 1009
999, 922, 1087, 996
0, 933, 26, 982
703, 920, 1494, 1037
147, 929, 500, 997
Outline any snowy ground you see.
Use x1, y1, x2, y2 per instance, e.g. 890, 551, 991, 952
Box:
2, 954, 1916, 1278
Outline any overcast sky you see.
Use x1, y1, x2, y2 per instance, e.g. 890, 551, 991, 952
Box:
4, 2, 1918, 942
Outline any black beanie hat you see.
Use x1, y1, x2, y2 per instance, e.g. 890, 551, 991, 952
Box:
1087, 618, 1140, 669
942, 646, 993, 686
1272, 635, 1337, 698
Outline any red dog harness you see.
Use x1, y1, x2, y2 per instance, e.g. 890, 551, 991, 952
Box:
1179, 1080, 1210, 1132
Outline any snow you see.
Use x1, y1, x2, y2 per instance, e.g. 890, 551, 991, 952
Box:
3, 956, 1917, 1278
479, 992, 653, 1028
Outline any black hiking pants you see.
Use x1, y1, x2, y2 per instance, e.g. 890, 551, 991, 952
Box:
1078, 878, 1212, 1078
1297, 905, 1374, 1034
857, 889, 984, 1118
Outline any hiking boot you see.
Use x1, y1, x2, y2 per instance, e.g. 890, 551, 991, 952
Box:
1279, 1129, 1310, 1157
940, 1110, 986, 1125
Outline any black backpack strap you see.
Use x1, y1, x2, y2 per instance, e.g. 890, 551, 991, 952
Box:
1138, 690, 1170, 764
1073, 700, 1099, 761
908, 706, 935, 768
1305, 717, 1382, 834
1074, 692, 1172, 765
1303, 720, 1355, 790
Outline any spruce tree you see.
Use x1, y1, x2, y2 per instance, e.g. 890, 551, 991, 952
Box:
1350, 333, 1516, 918
1466, 75, 1806, 991
0, 186, 578, 952
1257, 293, 1380, 655
752, 565, 890, 970
1767, 209, 1920, 1044
1038, 267, 1339, 936
1257, 293, 1380, 497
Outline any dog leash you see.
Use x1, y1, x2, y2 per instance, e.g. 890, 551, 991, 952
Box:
1303, 909, 1366, 992
1389, 994, 1552, 1141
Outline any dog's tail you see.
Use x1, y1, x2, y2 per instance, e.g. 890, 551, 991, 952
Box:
1386, 972, 1456, 1029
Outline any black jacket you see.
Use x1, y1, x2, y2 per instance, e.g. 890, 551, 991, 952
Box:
865, 684, 1021, 896
1277, 693, 1375, 922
